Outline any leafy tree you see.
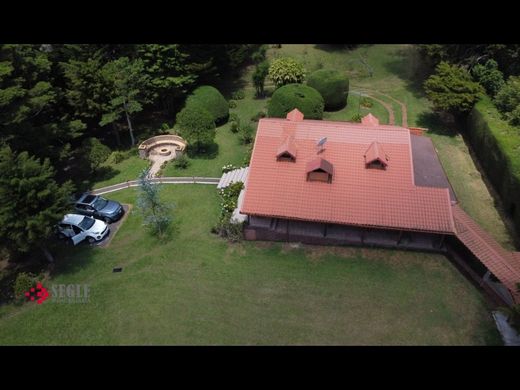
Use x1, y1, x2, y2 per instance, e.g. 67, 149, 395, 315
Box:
99, 57, 151, 146
423, 61, 484, 116
268, 57, 305, 88
0, 145, 74, 261
61, 53, 110, 123
268, 83, 324, 119
252, 61, 269, 97
471, 59, 505, 97
137, 44, 197, 112
307, 69, 349, 110
79, 137, 111, 172
137, 169, 173, 237
495, 76, 520, 125
175, 104, 216, 150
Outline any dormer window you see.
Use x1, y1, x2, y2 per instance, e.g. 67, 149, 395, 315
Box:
364, 141, 388, 169
276, 136, 297, 162
306, 157, 333, 183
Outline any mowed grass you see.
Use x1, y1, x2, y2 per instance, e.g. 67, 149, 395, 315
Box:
0, 185, 500, 345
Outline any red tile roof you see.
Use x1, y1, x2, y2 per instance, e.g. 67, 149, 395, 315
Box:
452, 204, 520, 304
242, 114, 455, 234
364, 141, 388, 167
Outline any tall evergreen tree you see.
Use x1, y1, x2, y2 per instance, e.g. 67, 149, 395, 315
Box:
0, 145, 74, 261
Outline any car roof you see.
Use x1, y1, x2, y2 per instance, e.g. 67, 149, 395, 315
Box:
61, 213, 91, 225
77, 193, 97, 204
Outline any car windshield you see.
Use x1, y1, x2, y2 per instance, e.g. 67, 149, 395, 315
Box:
92, 197, 108, 210
78, 216, 95, 230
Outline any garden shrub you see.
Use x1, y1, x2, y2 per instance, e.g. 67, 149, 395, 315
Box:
467, 95, 520, 234
173, 154, 190, 169
13, 272, 35, 300
231, 90, 245, 100
268, 57, 306, 88
175, 104, 216, 150
307, 69, 349, 110
351, 113, 363, 123
267, 83, 324, 120
495, 76, 520, 126
229, 113, 238, 122
229, 100, 237, 109
185, 85, 229, 125
230, 119, 240, 134
81, 137, 111, 172
250, 111, 266, 122
239, 124, 255, 144
112, 151, 126, 164
213, 181, 245, 242
471, 59, 504, 97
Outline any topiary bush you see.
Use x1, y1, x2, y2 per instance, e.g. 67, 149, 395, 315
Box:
267, 83, 324, 120
175, 104, 216, 151
307, 69, 349, 111
228, 100, 237, 109
231, 90, 245, 100
185, 85, 229, 125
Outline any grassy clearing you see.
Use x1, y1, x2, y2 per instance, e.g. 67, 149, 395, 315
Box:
0, 185, 500, 345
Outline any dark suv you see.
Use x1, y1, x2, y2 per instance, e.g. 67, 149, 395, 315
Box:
74, 193, 124, 223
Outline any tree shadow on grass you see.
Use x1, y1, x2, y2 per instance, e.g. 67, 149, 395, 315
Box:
416, 111, 458, 137
185, 142, 219, 160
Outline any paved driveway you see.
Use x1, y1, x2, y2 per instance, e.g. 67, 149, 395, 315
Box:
91, 204, 131, 248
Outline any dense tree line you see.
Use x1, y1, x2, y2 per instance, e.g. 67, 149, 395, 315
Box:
0, 43, 260, 261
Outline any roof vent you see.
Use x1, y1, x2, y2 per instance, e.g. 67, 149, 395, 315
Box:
306, 157, 333, 183
276, 136, 297, 162
361, 113, 379, 126
364, 141, 388, 169
286, 108, 304, 122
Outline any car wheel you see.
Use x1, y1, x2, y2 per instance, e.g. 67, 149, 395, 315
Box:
88, 237, 96, 244
104, 217, 113, 224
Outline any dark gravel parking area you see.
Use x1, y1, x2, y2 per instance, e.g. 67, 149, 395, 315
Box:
92, 204, 131, 248
411, 134, 457, 202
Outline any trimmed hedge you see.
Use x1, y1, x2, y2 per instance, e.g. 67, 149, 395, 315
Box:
467, 95, 520, 234
307, 69, 349, 110
185, 86, 229, 125
267, 84, 324, 120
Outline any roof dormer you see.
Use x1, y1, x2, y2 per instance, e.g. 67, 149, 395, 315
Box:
276, 136, 297, 162
364, 141, 388, 169
306, 157, 333, 183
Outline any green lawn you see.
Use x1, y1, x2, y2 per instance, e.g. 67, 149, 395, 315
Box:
0, 185, 501, 345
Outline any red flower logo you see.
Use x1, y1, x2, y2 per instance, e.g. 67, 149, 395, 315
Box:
24, 282, 50, 304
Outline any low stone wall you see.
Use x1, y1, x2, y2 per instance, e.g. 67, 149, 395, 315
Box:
138, 134, 187, 159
